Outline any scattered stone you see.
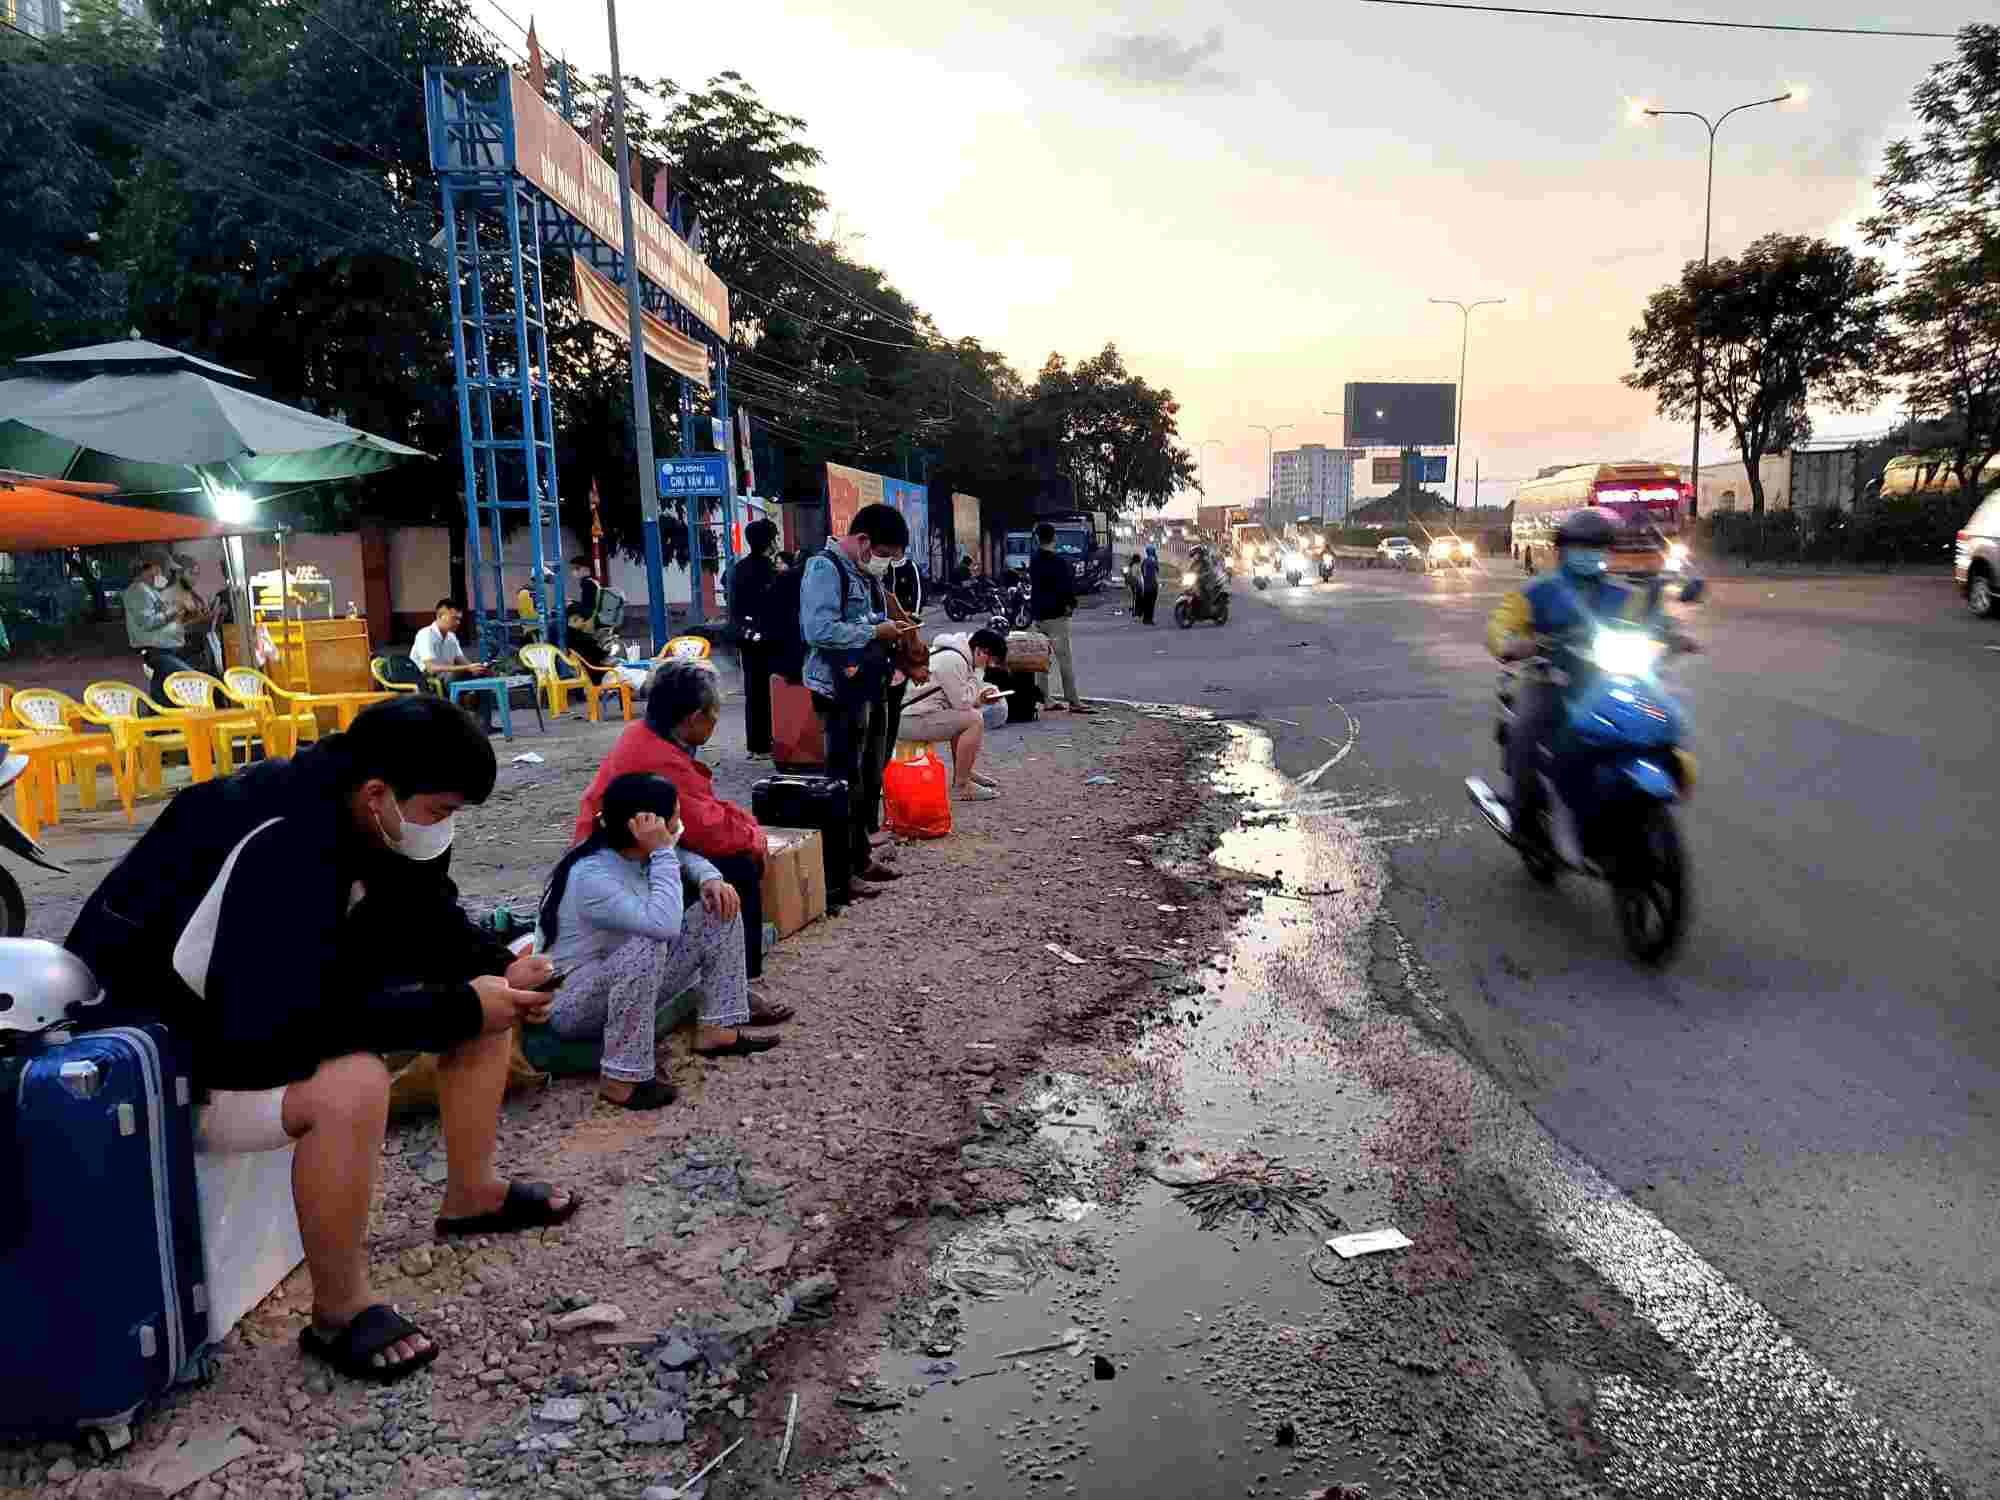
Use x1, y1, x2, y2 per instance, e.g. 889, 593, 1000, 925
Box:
550, 1303, 627, 1333
1274, 1420, 1297, 1447
398, 1247, 434, 1279
1092, 1356, 1116, 1381
628, 1411, 687, 1445
728, 1398, 748, 1419
46, 1458, 78, 1482
659, 1339, 701, 1370
928, 1193, 964, 1219
784, 1271, 839, 1308
536, 1398, 587, 1424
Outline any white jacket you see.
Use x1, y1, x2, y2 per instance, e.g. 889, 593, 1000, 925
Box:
902, 631, 983, 720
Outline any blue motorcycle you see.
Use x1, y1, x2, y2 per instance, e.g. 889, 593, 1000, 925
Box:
1466, 575, 1705, 965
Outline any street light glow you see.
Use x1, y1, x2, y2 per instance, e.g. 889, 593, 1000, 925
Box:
210, 486, 255, 525
1627, 97, 1657, 126
1780, 85, 1809, 110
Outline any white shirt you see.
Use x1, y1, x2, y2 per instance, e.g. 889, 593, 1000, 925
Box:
412, 623, 466, 671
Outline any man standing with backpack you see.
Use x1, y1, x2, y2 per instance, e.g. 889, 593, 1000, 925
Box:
730, 520, 781, 758
801, 505, 917, 890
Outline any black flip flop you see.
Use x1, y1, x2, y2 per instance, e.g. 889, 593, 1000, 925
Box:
600, 1079, 678, 1111
435, 1179, 582, 1239
299, 1304, 439, 1386
693, 1030, 782, 1058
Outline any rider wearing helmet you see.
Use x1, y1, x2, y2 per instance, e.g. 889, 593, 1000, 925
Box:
1486, 508, 1637, 838
1189, 544, 1225, 608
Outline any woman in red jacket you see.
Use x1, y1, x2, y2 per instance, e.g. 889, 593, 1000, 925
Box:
573, 661, 791, 1021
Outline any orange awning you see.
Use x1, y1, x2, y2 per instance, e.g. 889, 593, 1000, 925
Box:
0, 479, 225, 550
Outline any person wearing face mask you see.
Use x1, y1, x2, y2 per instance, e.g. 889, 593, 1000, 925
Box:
123, 546, 198, 704
540, 771, 774, 1111
64, 695, 578, 1386
800, 503, 918, 892
570, 661, 788, 1011
1486, 507, 1639, 848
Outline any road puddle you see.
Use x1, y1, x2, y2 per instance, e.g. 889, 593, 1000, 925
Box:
865, 726, 1959, 1499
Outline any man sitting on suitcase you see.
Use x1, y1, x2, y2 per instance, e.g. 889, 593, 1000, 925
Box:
800, 502, 917, 893
66, 696, 577, 1385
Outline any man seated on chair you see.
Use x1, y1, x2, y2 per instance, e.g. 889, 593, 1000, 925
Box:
65, 696, 578, 1386
571, 660, 790, 1017
412, 599, 494, 734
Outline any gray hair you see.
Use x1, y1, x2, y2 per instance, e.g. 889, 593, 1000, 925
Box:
645, 658, 723, 734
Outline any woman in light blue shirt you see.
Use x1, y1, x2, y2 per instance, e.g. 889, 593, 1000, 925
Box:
538, 773, 775, 1110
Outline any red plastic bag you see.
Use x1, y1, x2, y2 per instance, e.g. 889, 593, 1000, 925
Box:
884, 745, 952, 839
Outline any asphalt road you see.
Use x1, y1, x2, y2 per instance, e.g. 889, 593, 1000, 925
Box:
1064, 561, 2000, 1490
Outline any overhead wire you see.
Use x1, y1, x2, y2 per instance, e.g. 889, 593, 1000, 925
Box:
727, 282, 940, 351
1352, 0, 1958, 39
276, 0, 425, 95
753, 235, 944, 344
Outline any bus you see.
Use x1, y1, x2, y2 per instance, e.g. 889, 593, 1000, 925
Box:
1510, 462, 1691, 576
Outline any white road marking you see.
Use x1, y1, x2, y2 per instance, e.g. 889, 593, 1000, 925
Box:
1299, 702, 1359, 788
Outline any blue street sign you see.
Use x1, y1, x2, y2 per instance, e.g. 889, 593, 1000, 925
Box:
659, 456, 730, 498
1421, 455, 1448, 484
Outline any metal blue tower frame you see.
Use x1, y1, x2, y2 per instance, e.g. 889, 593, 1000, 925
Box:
424, 67, 739, 652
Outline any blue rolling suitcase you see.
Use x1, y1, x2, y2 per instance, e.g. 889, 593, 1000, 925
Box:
0, 997, 213, 1457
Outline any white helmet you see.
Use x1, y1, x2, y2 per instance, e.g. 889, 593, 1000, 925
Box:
0, 940, 102, 1035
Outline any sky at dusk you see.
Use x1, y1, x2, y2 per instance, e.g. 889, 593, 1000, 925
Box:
500, 1, 1964, 511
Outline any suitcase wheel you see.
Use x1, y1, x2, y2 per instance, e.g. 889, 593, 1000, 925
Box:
83, 1423, 132, 1460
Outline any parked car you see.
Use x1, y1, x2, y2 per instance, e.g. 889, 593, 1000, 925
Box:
1956, 493, 2000, 617
1377, 536, 1420, 567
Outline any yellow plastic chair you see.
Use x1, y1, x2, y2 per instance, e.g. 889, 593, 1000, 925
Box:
9, 689, 133, 820
80, 681, 189, 795
521, 643, 632, 724
652, 635, 713, 664
370, 657, 421, 694
0, 685, 12, 724
222, 667, 321, 757
162, 672, 267, 772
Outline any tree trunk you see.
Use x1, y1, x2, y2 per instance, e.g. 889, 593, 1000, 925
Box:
1745, 459, 1767, 518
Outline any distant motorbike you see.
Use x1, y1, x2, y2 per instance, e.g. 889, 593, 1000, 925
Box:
1279, 549, 1306, 587
942, 577, 999, 622
1465, 575, 1705, 965
1250, 557, 1272, 591
1174, 570, 1230, 628
0, 754, 66, 936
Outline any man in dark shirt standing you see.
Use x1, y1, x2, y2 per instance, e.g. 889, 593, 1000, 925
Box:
1028, 522, 1093, 714
729, 521, 781, 757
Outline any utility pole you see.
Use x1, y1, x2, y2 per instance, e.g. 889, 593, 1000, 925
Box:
1640, 92, 1795, 522
1250, 423, 1293, 530
1430, 297, 1504, 514
606, 0, 667, 651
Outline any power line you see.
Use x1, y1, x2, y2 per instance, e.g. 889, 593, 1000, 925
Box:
728, 282, 940, 351
755, 236, 943, 344
1353, 0, 1958, 39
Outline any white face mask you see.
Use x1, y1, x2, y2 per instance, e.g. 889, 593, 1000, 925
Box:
863, 554, 894, 578
151, 572, 168, 590
377, 795, 456, 861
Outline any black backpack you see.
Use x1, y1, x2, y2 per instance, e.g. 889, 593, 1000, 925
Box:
762, 566, 808, 685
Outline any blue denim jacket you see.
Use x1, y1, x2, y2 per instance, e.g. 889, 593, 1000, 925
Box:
800, 541, 882, 698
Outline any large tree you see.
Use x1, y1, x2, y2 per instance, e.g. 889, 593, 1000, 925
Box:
1625, 234, 1895, 515
1012, 344, 1196, 515
1862, 23, 2000, 503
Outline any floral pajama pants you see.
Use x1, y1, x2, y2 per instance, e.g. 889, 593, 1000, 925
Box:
547, 905, 749, 1083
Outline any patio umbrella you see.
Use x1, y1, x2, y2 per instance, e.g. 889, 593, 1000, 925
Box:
0, 470, 227, 550
0, 340, 426, 498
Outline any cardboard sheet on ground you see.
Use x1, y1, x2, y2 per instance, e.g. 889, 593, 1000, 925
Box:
1327, 1227, 1412, 1259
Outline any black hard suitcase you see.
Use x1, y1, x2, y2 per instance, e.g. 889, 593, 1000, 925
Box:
0, 1019, 213, 1456
752, 774, 854, 898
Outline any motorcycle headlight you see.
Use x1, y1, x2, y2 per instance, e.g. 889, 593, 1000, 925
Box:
1592, 630, 1665, 678
1181, 571, 1197, 587
1280, 551, 1303, 572
1430, 539, 1451, 557
1458, 541, 1475, 559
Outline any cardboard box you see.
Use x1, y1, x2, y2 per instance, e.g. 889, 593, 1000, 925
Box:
761, 826, 828, 938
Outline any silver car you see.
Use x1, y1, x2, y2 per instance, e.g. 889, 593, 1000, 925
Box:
1955, 494, 2000, 618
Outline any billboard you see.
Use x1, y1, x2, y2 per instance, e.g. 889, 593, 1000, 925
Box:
826, 464, 929, 574
1344, 383, 1455, 447
508, 74, 730, 337
1371, 457, 1401, 486
1368, 454, 1448, 487
952, 492, 980, 560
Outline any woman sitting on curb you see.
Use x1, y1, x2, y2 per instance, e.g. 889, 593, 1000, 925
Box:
897, 626, 1009, 801
539, 772, 777, 1111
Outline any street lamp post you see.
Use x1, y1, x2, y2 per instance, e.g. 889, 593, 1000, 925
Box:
1429, 297, 1504, 513
1639, 92, 1794, 520
1250, 424, 1294, 528
1197, 437, 1224, 504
